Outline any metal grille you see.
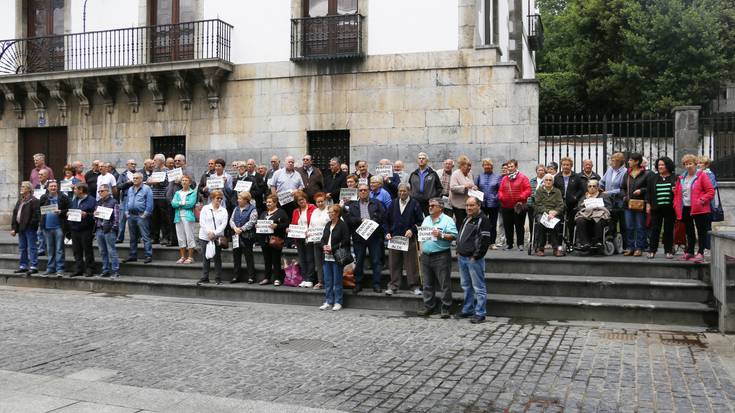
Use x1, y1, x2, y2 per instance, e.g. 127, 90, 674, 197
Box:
701, 112, 735, 180
291, 14, 364, 61
150, 136, 185, 160
308, 130, 350, 173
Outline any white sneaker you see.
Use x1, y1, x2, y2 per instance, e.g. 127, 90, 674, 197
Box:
384, 289, 394, 296
332, 303, 342, 311
319, 303, 331, 310
413, 288, 423, 296
303, 281, 314, 288
704, 249, 711, 257
298, 281, 306, 288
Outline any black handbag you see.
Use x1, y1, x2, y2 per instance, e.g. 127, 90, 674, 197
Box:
712, 187, 725, 222
333, 246, 354, 267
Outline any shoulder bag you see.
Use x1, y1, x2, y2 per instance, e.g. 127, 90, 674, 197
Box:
626, 175, 645, 212
712, 187, 725, 222
210, 210, 229, 249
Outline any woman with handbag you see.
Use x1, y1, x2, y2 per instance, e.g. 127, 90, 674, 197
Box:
620, 153, 650, 257
172, 175, 198, 264
289, 190, 316, 288
646, 157, 676, 259
497, 159, 531, 250
259, 194, 289, 286
320, 204, 352, 311
674, 154, 715, 263
309, 192, 330, 289
196, 190, 229, 286
230, 191, 258, 283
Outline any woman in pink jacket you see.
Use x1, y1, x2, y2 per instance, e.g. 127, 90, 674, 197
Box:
673, 154, 715, 263
498, 159, 531, 250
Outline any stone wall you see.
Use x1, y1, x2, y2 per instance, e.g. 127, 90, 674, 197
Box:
0, 49, 538, 226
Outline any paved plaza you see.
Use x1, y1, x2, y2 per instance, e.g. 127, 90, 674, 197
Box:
0, 286, 734, 412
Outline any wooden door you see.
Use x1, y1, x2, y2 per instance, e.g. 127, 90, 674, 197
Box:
149, 0, 195, 63
302, 0, 358, 57
21, 128, 67, 182
26, 0, 65, 72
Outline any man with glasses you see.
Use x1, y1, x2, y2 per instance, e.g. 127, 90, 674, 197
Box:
123, 172, 154, 264
95, 184, 120, 279
270, 155, 304, 218
297, 154, 324, 203
418, 198, 457, 318
116, 159, 140, 243
345, 183, 386, 294
409, 152, 443, 215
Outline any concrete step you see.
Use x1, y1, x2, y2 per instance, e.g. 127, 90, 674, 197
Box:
0, 253, 711, 303
0, 271, 716, 327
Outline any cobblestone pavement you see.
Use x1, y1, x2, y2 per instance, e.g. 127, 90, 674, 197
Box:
1, 286, 734, 413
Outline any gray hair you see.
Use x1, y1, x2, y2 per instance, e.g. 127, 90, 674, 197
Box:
174, 154, 186, 162
370, 176, 383, 185
397, 182, 411, 191
132, 172, 144, 180
330, 157, 340, 164
542, 173, 555, 181
466, 196, 481, 206
429, 197, 444, 209
20, 181, 33, 192
33, 153, 45, 161
98, 184, 110, 192
153, 153, 165, 162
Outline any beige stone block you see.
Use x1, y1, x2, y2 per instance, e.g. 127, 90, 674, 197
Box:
267, 114, 308, 132
350, 128, 390, 146
394, 111, 426, 128
470, 84, 508, 109
404, 88, 445, 111
435, 69, 469, 87
348, 112, 393, 129
426, 109, 460, 127
408, 70, 436, 89
329, 73, 356, 91
426, 126, 462, 144
272, 131, 306, 149
305, 112, 350, 131
389, 127, 428, 145
355, 72, 388, 90
489, 65, 517, 84
492, 107, 520, 126
444, 86, 470, 109
460, 108, 493, 126
386, 71, 409, 88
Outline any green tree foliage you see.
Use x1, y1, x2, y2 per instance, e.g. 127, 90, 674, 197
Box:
537, 0, 735, 114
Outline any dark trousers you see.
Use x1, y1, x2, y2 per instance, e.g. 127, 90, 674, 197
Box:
151, 199, 171, 243
563, 207, 576, 242
575, 218, 605, 246
527, 206, 535, 242
296, 239, 315, 282
262, 243, 284, 282
609, 208, 626, 249
233, 239, 255, 280
453, 207, 467, 231
421, 250, 452, 310
168, 202, 178, 245
534, 221, 561, 251
198, 239, 222, 282
682, 207, 710, 255
72, 228, 95, 274
501, 207, 526, 247
649, 206, 675, 254
354, 235, 384, 289
482, 206, 499, 244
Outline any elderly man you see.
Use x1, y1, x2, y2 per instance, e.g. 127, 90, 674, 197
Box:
393, 159, 406, 180
266, 155, 280, 183
354, 160, 372, 186
345, 183, 386, 294
385, 183, 424, 296
39, 180, 69, 277
324, 157, 347, 204
30, 153, 54, 187
578, 159, 601, 189
95, 184, 120, 279
418, 197, 457, 318
408, 152, 443, 215
72, 161, 86, 182
297, 154, 324, 202
553, 157, 584, 243
438, 158, 455, 218
378, 158, 401, 198
34, 168, 52, 255
454, 196, 492, 324
235, 159, 267, 212
85, 160, 102, 197
198, 159, 216, 201
270, 155, 304, 217
124, 172, 154, 264
96, 162, 117, 200
69, 183, 97, 277
116, 159, 140, 243
369, 176, 392, 212
149, 154, 171, 245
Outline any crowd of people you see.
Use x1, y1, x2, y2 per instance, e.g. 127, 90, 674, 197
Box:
11, 150, 719, 321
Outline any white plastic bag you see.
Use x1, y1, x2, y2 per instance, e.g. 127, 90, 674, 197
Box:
205, 240, 216, 259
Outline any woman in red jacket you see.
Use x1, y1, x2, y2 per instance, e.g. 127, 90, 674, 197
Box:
289, 190, 317, 286
673, 154, 715, 263
498, 159, 532, 250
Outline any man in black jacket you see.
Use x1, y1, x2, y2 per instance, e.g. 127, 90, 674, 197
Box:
454, 196, 492, 324
69, 183, 97, 277
385, 183, 424, 296
324, 157, 347, 204
345, 183, 386, 294
408, 152, 443, 214
39, 181, 70, 276
553, 157, 584, 242
95, 184, 120, 278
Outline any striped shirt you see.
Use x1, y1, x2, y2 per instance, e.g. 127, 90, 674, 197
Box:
655, 182, 673, 205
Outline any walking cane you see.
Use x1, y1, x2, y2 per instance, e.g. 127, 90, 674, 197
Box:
415, 235, 424, 287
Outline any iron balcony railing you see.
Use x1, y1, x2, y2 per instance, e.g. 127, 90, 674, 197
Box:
527, 13, 543, 51
0, 19, 233, 76
291, 14, 364, 61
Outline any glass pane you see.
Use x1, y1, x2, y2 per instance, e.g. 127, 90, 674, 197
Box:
52, 0, 64, 35
156, 0, 173, 24
179, 0, 195, 23
337, 0, 357, 15
30, 0, 48, 37
308, 0, 328, 17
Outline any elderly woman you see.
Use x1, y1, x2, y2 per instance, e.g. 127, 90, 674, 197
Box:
259, 194, 290, 285
674, 154, 715, 263
320, 204, 351, 311
196, 190, 229, 286
498, 159, 531, 250
289, 190, 316, 288
533, 174, 565, 257
600, 152, 627, 249
60, 164, 81, 197
172, 175, 198, 264
11, 181, 41, 274
309, 192, 330, 289
339, 174, 359, 211
527, 164, 547, 241
574, 179, 612, 251
230, 191, 258, 283
475, 158, 502, 249
450, 155, 476, 230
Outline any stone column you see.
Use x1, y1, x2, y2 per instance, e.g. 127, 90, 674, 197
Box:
672, 106, 701, 174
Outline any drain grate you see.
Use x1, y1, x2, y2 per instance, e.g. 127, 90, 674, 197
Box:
277, 338, 335, 352
524, 397, 562, 411
600, 331, 637, 341
652, 333, 707, 348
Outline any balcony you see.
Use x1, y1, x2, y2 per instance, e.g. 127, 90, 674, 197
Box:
0, 19, 233, 118
527, 14, 544, 51
291, 14, 364, 62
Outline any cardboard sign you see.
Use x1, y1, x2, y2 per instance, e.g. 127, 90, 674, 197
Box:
256, 220, 274, 234
358, 178, 369, 187
468, 189, 485, 202
33, 188, 46, 199
150, 171, 167, 183
307, 226, 325, 243
356, 219, 379, 240
206, 177, 224, 190
232, 234, 240, 249
387, 236, 409, 251
277, 191, 294, 205
339, 188, 358, 201
234, 180, 253, 193
40, 204, 58, 215
418, 226, 437, 242
375, 165, 392, 178
540, 212, 560, 229
60, 181, 74, 193
441, 196, 451, 209
584, 197, 605, 209
167, 168, 183, 182
93, 206, 113, 220
287, 224, 307, 239
67, 209, 82, 222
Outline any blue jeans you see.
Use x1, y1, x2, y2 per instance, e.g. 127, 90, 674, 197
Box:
37, 227, 46, 252
117, 201, 127, 242
128, 214, 152, 259
458, 255, 487, 317
353, 235, 383, 289
44, 227, 65, 273
624, 209, 646, 250
18, 229, 38, 270
323, 261, 344, 305
96, 229, 120, 273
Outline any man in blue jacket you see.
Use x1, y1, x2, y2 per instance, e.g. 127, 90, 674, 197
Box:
345, 183, 386, 294
385, 183, 424, 296
95, 184, 120, 278
124, 172, 154, 263
69, 183, 97, 277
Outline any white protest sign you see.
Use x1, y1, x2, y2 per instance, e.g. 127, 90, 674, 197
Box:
540, 212, 560, 229
33, 188, 46, 199
441, 196, 451, 209
375, 165, 392, 178
256, 220, 274, 234
307, 226, 325, 243
150, 171, 167, 183
167, 168, 183, 182
277, 191, 294, 205
93, 206, 113, 220
206, 177, 224, 190
60, 181, 74, 193
40, 204, 58, 215
67, 209, 82, 222
232, 234, 240, 249
468, 189, 485, 202
417, 226, 437, 242
339, 188, 358, 201
387, 236, 410, 251
356, 219, 379, 240
234, 180, 253, 193
287, 224, 307, 239
584, 197, 605, 209
358, 178, 369, 187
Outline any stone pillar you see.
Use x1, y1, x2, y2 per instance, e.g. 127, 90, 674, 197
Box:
672, 106, 701, 174
458, 0, 477, 49
507, 0, 524, 73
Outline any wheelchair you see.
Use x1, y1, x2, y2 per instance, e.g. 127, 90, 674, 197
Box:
570, 218, 623, 256
527, 212, 572, 256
